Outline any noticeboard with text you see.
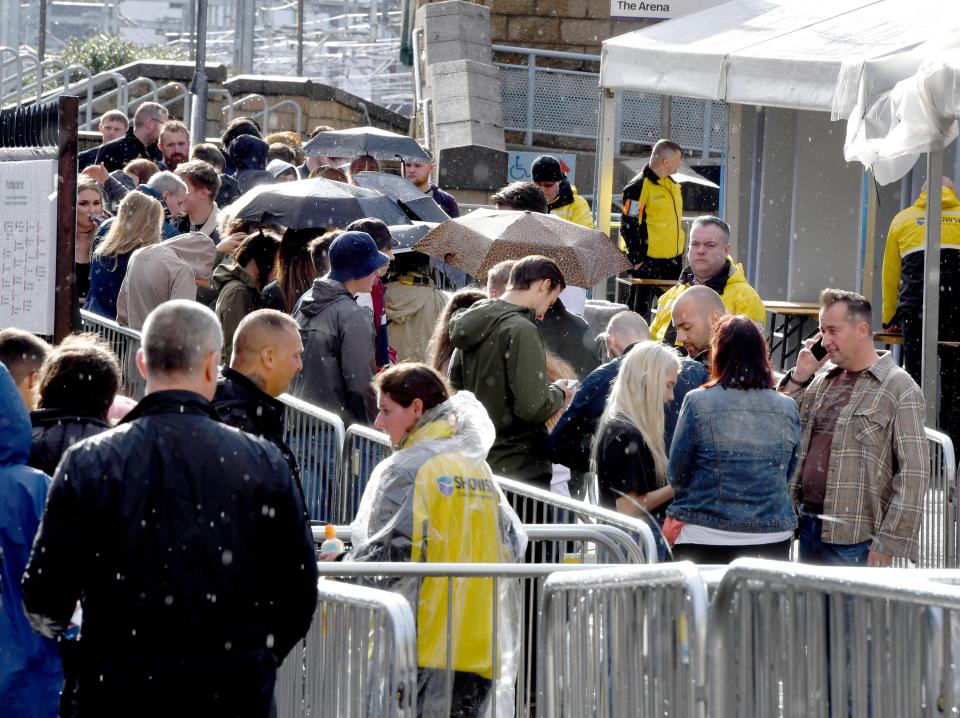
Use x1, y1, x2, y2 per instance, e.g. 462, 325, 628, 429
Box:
0, 159, 59, 334
610, 0, 724, 20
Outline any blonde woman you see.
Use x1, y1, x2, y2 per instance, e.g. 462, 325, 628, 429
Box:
86, 192, 163, 319
593, 341, 681, 521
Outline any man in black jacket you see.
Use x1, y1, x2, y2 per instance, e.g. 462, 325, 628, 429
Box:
93, 102, 167, 173
22, 300, 318, 718
213, 309, 303, 491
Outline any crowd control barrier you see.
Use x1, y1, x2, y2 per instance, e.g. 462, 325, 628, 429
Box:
79, 309, 146, 399
314, 561, 606, 718
709, 559, 960, 717
275, 578, 418, 718
279, 393, 345, 521
335, 424, 392, 524
539, 562, 710, 718
315, 523, 648, 566
907, 429, 959, 568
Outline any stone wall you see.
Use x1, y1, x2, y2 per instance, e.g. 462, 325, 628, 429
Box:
419, 0, 653, 61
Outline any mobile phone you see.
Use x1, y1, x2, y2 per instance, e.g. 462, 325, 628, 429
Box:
810, 338, 828, 361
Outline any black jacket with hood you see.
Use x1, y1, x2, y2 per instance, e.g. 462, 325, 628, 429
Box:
228, 135, 275, 195
290, 278, 378, 427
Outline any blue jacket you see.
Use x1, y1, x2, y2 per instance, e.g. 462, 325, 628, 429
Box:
0, 363, 62, 717
547, 350, 707, 473
667, 385, 800, 533
85, 242, 134, 320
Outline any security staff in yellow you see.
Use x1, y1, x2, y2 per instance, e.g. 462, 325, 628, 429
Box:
620, 139, 685, 318
650, 215, 766, 344
531, 154, 594, 228
344, 363, 526, 718
882, 177, 960, 445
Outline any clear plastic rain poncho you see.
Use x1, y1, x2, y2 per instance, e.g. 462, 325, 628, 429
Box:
350, 391, 527, 718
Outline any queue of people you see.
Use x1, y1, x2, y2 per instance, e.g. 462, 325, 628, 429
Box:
0, 118, 943, 717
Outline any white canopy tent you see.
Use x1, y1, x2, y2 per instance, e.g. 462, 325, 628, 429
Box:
595, 0, 960, 424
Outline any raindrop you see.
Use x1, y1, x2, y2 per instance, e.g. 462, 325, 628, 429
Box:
222, 549, 233, 566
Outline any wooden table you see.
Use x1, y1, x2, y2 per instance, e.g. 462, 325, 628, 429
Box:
763, 301, 821, 372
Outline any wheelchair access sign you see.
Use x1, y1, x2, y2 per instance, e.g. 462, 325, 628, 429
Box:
506, 152, 577, 185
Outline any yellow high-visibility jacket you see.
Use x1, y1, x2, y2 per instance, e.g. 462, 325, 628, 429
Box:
619, 166, 684, 262
348, 392, 526, 682
548, 183, 594, 228
881, 185, 960, 325
650, 259, 766, 341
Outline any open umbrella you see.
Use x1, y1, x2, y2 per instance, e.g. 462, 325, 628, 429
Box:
353, 171, 451, 223
411, 209, 632, 288
222, 177, 412, 229
302, 126, 433, 163
388, 222, 440, 252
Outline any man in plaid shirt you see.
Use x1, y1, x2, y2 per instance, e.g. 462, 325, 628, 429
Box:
780, 289, 929, 566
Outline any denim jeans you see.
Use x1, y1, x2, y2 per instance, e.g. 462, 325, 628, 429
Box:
798, 514, 871, 566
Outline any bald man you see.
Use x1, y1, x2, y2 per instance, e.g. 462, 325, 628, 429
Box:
548, 310, 709, 475
213, 309, 304, 494
670, 285, 727, 364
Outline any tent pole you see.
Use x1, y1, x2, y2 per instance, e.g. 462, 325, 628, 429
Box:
922, 149, 943, 428
596, 88, 617, 239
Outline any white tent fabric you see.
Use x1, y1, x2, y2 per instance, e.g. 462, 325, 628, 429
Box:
839, 50, 960, 184
601, 0, 960, 113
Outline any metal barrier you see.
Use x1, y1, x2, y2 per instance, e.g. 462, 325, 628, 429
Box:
496, 474, 659, 564
79, 309, 146, 399
279, 393, 345, 522
335, 424, 392, 524
317, 523, 648, 566
314, 561, 608, 717
539, 562, 710, 717
709, 559, 960, 717
275, 578, 418, 718
907, 429, 959, 568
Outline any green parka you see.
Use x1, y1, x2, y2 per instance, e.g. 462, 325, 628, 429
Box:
448, 298, 564, 486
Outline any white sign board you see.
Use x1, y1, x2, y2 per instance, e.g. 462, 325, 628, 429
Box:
507, 151, 577, 185
0, 160, 59, 334
610, 0, 724, 20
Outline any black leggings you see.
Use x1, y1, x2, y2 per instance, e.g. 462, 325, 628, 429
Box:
671, 539, 792, 564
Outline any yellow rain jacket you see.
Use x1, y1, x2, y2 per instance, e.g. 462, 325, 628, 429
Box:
650, 258, 766, 342
619, 166, 684, 262
548, 182, 594, 229
881, 185, 960, 325
348, 392, 526, 713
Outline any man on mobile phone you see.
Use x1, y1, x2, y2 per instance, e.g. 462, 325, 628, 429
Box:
779, 289, 929, 567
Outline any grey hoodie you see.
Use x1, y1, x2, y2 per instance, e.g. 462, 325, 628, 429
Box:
291, 277, 377, 427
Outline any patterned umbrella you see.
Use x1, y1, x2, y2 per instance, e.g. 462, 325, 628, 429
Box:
411, 209, 631, 288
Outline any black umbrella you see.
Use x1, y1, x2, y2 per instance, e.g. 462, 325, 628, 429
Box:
353, 171, 451, 223
302, 126, 433, 163
222, 177, 412, 230
388, 222, 440, 252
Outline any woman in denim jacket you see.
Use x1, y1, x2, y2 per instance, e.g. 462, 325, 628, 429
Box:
667, 315, 800, 563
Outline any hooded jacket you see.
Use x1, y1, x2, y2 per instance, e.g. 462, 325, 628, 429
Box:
547, 181, 594, 229
349, 392, 525, 715
385, 275, 449, 363
228, 136, 274, 195
619, 165, 684, 263
291, 278, 378, 427
448, 298, 564, 486
30, 409, 110, 477
214, 263, 263, 364
0, 364, 62, 718
649, 258, 766, 343
881, 185, 960, 327
20, 390, 318, 715
116, 231, 217, 329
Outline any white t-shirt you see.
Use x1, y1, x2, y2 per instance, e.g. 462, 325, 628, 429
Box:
675, 524, 794, 546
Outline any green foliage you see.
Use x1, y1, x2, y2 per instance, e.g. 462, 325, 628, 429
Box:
60, 35, 187, 75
